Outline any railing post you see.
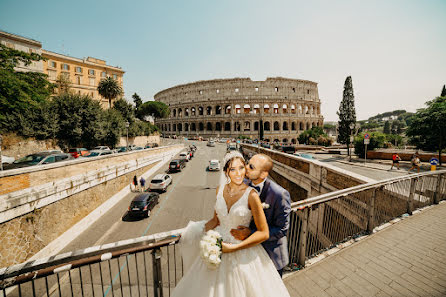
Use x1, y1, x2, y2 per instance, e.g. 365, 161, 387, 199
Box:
433, 174, 443, 204
298, 207, 310, 267
367, 188, 377, 234
152, 248, 163, 297
407, 177, 418, 215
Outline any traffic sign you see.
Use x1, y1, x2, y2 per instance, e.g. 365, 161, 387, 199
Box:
364, 133, 370, 139
430, 158, 439, 166
364, 139, 370, 145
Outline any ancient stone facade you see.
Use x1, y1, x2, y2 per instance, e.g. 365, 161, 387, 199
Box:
155, 77, 324, 143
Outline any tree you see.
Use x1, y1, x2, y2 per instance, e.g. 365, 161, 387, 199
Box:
298, 127, 331, 145
441, 85, 446, 97
138, 101, 170, 119
383, 121, 391, 134
132, 93, 143, 109
354, 132, 387, 158
97, 77, 123, 108
337, 76, 357, 150
55, 73, 71, 94
407, 96, 446, 165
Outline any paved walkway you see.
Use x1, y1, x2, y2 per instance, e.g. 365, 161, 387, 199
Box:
284, 201, 446, 297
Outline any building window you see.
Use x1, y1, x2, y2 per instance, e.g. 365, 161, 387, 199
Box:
199, 90, 203, 95
307, 89, 310, 94
255, 87, 259, 92
113, 74, 117, 80
88, 69, 95, 76
235, 88, 239, 93
216, 89, 220, 94
76, 76, 82, 85
275, 87, 279, 92
75, 67, 82, 73
292, 88, 296, 92
101, 71, 106, 78
49, 61, 56, 68
89, 77, 95, 86
48, 70, 56, 80
62, 64, 69, 71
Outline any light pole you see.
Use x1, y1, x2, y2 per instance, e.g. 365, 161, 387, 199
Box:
125, 121, 130, 149
349, 122, 358, 162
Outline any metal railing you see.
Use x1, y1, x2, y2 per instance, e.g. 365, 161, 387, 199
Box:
1, 170, 445, 296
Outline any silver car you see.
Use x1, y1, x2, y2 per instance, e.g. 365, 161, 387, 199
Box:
149, 174, 172, 192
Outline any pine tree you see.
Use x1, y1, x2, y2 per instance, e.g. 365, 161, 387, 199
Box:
441, 85, 446, 97
383, 121, 391, 134
337, 76, 357, 146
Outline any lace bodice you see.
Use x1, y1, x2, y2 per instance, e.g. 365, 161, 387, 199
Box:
214, 186, 253, 244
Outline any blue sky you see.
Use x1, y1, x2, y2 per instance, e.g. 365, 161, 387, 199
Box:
1, 0, 445, 121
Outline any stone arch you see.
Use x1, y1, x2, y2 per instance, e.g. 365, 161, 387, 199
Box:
215, 105, 222, 115
168, 123, 171, 131
191, 122, 196, 131
283, 121, 288, 131
253, 104, 260, 114
199, 122, 204, 131
274, 121, 280, 131
244, 121, 250, 131
185, 108, 189, 117
282, 138, 288, 143
173, 123, 176, 131
298, 105, 302, 114
178, 123, 183, 132
291, 122, 296, 131
310, 106, 314, 115
206, 106, 212, 115
224, 122, 231, 131
263, 104, 270, 113
244, 104, 250, 114
306, 122, 311, 130
191, 107, 196, 116
273, 104, 279, 114
234, 121, 241, 132
274, 138, 280, 143
291, 138, 297, 144
185, 123, 189, 132
300, 122, 304, 130
225, 105, 231, 114
178, 108, 183, 117
173, 109, 177, 117
254, 121, 259, 131
264, 121, 271, 131
215, 122, 222, 131
304, 105, 309, 114
282, 104, 288, 114
198, 106, 203, 116
206, 122, 212, 131
235, 104, 241, 114
291, 104, 296, 114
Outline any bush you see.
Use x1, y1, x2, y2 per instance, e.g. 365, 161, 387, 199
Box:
354, 132, 387, 158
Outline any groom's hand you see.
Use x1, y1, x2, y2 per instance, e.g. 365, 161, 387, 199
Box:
230, 226, 251, 241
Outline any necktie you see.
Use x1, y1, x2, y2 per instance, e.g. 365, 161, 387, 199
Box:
249, 182, 261, 193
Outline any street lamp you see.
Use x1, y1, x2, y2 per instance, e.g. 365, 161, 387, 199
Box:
125, 121, 130, 149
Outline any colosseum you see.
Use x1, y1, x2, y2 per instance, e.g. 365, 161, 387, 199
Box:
154, 77, 324, 144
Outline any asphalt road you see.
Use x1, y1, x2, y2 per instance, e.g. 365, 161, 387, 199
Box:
61, 141, 226, 253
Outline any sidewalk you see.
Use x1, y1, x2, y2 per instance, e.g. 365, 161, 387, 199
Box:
284, 201, 446, 296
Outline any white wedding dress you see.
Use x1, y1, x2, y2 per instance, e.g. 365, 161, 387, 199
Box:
171, 186, 290, 297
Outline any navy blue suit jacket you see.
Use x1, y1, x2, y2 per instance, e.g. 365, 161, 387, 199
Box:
248, 178, 291, 270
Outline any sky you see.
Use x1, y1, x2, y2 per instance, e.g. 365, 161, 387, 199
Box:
1, 0, 445, 121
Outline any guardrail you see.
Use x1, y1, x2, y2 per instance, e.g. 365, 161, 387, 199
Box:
1, 170, 445, 296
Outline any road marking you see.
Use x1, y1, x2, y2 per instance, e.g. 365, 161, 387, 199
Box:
103, 162, 188, 297
94, 219, 122, 246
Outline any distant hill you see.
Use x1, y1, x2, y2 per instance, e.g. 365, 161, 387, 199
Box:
368, 110, 407, 121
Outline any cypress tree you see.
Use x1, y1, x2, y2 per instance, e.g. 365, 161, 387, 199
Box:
337, 76, 357, 146
441, 85, 446, 97
383, 121, 391, 134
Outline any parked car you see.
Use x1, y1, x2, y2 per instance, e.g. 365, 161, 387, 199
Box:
207, 140, 216, 147
127, 193, 160, 218
85, 150, 113, 157
116, 146, 130, 153
227, 143, 237, 152
133, 146, 144, 151
93, 146, 110, 151
169, 159, 186, 172
3, 152, 73, 170
260, 143, 271, 149
69, 148, 89, 158
145, 143, 159, 149
278, 145, 296, 154
1, 155, 15, 165
208, 159, 220, 171
148, 174, 172, 192
179, 151, 190, 162
294, 152, 315, 160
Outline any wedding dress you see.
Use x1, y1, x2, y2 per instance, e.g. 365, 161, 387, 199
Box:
171, 186, 290, 297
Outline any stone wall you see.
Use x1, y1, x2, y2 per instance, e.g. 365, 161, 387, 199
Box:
1, 134, 61, 160
367, 150, 446, 162
118, 135, 160, 147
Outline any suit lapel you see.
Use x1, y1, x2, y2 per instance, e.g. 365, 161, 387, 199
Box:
260, 178, 270, 202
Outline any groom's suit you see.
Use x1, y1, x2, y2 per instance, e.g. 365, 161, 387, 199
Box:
248, 178, 291, 271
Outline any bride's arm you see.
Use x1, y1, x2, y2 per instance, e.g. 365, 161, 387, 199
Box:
222, 190, 269, 253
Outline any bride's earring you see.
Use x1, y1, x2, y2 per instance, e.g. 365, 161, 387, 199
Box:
226, 175, 231, 184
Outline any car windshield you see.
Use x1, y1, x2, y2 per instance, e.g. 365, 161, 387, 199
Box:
210, 161, 219, 165
151, 179, 163, 184
170, 162, 178, 165
130, 201, 145, 208
14, 154, 46, 165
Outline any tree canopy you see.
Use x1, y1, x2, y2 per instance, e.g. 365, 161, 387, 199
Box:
337, 76, 356, 145
97, 77, 123, 108
137, 100, 170, 119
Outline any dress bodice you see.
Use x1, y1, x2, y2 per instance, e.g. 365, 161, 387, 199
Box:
214, 186, 253, 244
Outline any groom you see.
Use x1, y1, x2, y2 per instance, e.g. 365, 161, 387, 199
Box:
231, 153, 291, 277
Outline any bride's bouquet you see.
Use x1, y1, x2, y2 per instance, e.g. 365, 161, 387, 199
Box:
199, 230, 223, 270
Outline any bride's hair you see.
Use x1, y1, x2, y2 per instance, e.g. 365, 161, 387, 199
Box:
223, 151, 246, 173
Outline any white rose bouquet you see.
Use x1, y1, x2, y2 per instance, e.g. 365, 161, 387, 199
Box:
199, 230, 223, 270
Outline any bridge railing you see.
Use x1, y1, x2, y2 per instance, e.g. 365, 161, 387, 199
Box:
1, 170, 445, 296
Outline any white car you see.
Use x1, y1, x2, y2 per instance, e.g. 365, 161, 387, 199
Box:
94, 146, 111, 151
179, 151, 190, 162
208, 160, 220, 171
207, 140, 216, 147
149, 174, 172, 192
1, 155, 15, 164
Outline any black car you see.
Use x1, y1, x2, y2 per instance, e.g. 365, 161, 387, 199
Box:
260, 143, 271, 149
169, 159, 186, 172
278, 145, 296, 154
127, 193, 159, 218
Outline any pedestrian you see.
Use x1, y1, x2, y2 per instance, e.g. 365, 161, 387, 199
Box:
133, 175, 138, 192
140, 176, 146, 192
390, 153, 401, 170
408, 155, 421, 173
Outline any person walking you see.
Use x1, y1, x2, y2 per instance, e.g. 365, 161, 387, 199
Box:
132, 175, 138, 192
408, 155, 421, 173
390, 153, 401, 170
139, 176, 146, 192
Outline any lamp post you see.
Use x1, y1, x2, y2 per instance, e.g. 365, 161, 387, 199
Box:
125, 121, 130, 149
349, 122, 358, 162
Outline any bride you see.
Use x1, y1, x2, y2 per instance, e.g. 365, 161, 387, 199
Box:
171, 151, 290, 297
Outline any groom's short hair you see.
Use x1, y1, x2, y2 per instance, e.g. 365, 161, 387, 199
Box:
258, 154, 273, 173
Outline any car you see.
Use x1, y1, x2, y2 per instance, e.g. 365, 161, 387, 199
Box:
93, 146, 110, 151
294, 152, 315, 160
208, 159, 220, 171
1, 155, 15, 165
69, 148, 89, 158
148, 174, 172, 192
278, 145, 296, 154
133, 146, 144, 151
127, 193, 160, 218
260, 143, 271, 149
207, 140, 216, 147
116, 146, 130, 153
85, 150, 113, 157
179, 151, 190, 162
169, 159, 186, 172
227, 143, 237, 152
145, 143, 159, 149
3, 152, 73, 170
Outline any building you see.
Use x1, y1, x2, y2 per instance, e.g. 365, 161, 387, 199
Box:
42, 51, 125, 108
0, 30, 124, 109
155, 77, 324, 144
